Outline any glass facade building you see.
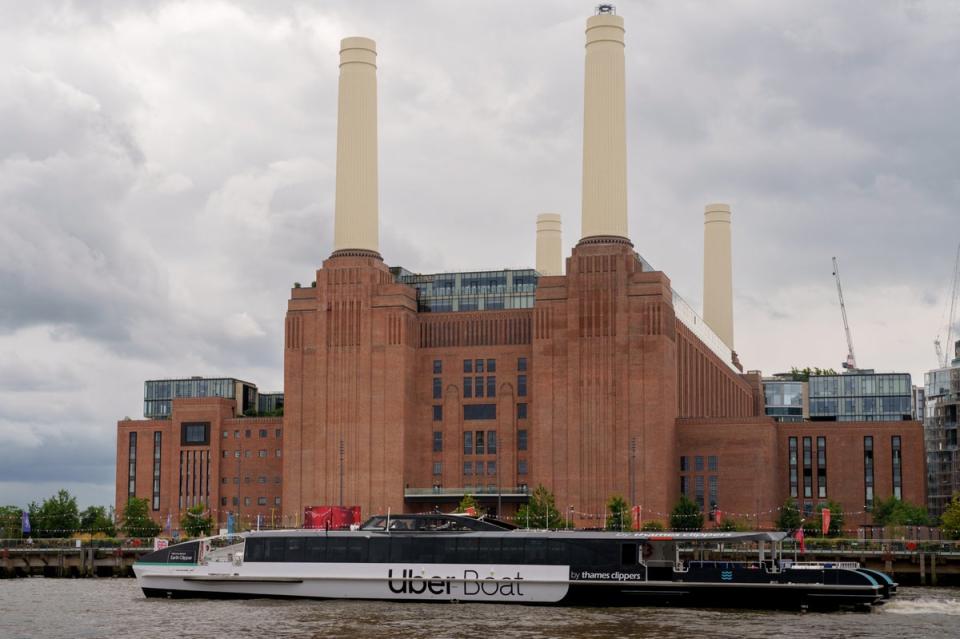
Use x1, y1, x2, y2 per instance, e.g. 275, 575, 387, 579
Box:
257, 392, 285, 414
762, 379, 805, 422
390, 267, 538, 313
143, 377, 258, 419
808, 372, 912, 422
923, 364, 960, 516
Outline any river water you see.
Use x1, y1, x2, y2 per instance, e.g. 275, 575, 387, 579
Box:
0, 579, 957, 639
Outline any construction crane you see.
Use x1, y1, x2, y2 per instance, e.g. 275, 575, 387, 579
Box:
935, 242, 960, 368
832, 257, 858, 370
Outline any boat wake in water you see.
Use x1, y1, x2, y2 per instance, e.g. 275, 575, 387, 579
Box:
882, 596, 960, 616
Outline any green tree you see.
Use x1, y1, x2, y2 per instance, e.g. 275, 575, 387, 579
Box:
80, 505, 116, 536
28, 490, 80, 537
0, 505, 22, 537
605, 495, 631, 531
120, 497, 161, 538
717, 517, 748, 532
640, 520, 666, 532
775, 498, 802, 531
457, 493, 484, 515
871, 496, 929, 527
180, 504, 214, 538
669, 495, 703, 531
515, 485, 567, 529
940, 493, 960, 540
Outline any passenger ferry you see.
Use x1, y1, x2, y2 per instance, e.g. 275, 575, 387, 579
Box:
134, 513, 896, 610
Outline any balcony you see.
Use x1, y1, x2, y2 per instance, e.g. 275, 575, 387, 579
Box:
404, 486, 530, 503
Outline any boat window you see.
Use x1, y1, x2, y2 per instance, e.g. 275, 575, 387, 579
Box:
621, 543, 638, 566
389, 537, 412, 562
368, 537, 389, 563
306, 537, 326, 562
457, 537, 479, 563
327, 538, 348, 562
411, 538, 435, 563
435, 538, 459, 563
500, 538, 524, 564
264, 538, 286, 562
525, 538, 548, 564
569, 540, 596, 567
346, 538, 368, 562
363, 517, 387, 530
595, 542, 619, 569
286, 537, 305, 562
245, 538, 265, 562
548, 539, 569, 565
478, 537, 501, 561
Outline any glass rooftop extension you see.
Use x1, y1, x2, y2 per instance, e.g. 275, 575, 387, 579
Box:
390, 267, 538, 313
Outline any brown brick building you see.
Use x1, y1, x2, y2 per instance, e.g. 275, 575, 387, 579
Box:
116, 8, 926, 533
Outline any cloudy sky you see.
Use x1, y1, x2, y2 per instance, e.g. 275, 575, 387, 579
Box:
2, 0, 958, 509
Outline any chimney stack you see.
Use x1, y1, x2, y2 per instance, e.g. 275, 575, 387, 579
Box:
702, 203, 734, 350
536, 213, 563, 276
333, 37, 380, 256
580, 6, 628, 243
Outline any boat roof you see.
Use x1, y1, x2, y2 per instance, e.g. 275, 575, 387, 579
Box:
245, 528, 787, 543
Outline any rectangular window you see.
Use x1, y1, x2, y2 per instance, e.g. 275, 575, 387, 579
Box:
803, 437, 813, 498
487, 431, 497, 454
517, 403, 527, 419
275, 497, 281, 506
245, 429, 251, 438
518, 429, 528, 451
432, 462, 442, 476
259, 429, 267, 438
244, 497, 251, 506
680, 475, 689, 497
463, 359, 472, 373
476, 461, 485, 476
258, 476, 267, 484
433, 431, 443, 453
275, 428, 282, 438
181, 422, 210, 446
518, 459, 528, 475
463, 461, 473, 476
276, 448, 282, 457
463, 404, 496, 420
476, 431, 485, 455
476, 359, 484, 373
487, 376, 496, 398
433, 405, 443, 421
788, 437, 798, 498
695, 456, 704, 472
433, 359, 442, 374
680, 456, 688, 472
817, 436, 827, 499
433, 377, 442, 400
708, 475, 718, 509
258, 497, 267, 506
518, 357, 527, 372
892, 435, 902, 500
518, 374, 527, 397
128, 432, 137, 498
707, 456, 718, 472
487, 359, 496, 373
463, 377, 473, 398
223, 431, 229, 439
475, 375, 484, 398
234, 450, 240, 458
464, 432, 473, 455
864, 436, 874, 509
695, 476, 705, 512
152, 431, 162, 511
487, 460, 496, 476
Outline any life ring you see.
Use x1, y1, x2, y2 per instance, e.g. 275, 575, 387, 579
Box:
641, 542, 654, 560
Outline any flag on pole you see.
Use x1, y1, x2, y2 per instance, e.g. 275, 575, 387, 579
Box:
795, 527, 806, 554
821, 508, 831, 536
21, 511, 30, 535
